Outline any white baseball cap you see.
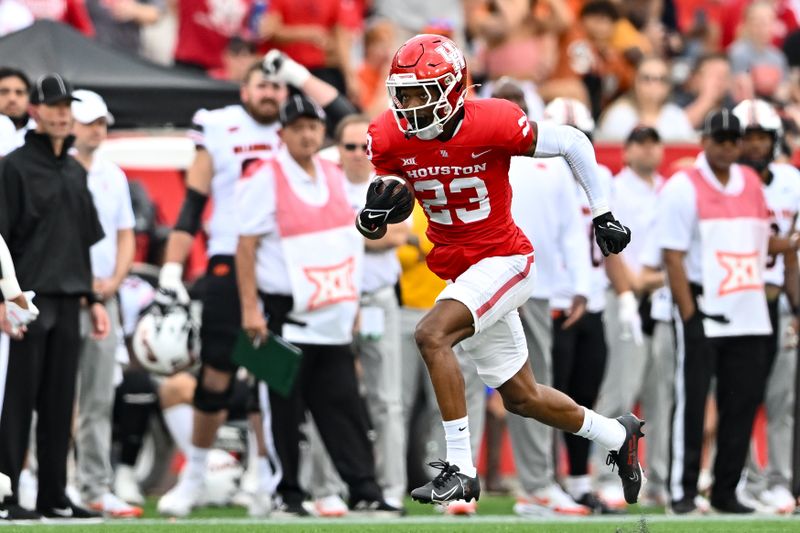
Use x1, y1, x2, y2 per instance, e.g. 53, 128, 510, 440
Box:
71, 89, 115, 125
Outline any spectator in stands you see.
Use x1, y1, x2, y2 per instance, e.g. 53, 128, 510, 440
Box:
0, 68, 35, 152
728, 0, 789, 101
208, 37, 258, 82
0, 0, 34, 36
173, 0, 250, 73
85, 0, 165, 56
597, 56, 695, 142
673, 53, 736, 130
357, 19, 394, 117
373, 0, 466, 48
259, 0, 358, 102
20, 0, 95, 36
467, 0, 573, 104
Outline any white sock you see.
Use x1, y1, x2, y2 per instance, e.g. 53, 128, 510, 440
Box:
257, 456, 273, 493
163, 404, 194, 453
183, 446, 209, 487
442, 416, 477, 478
574, 407, 626, 451
565, 475, 592, 500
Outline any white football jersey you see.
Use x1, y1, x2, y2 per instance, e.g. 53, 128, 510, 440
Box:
189, 105, 280, 256
551, 165, 614, 313
762, 162, 800, 286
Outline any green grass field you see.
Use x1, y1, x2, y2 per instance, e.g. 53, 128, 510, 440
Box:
1, 496, 798, 532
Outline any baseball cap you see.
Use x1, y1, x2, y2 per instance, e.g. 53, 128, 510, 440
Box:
625, 125, 661, 144
279, 94, 326, 126
702, 108, 741, 138
30, 73, 80, 105
71, 90, 115, 125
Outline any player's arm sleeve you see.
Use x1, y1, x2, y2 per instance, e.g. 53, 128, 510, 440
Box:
532, 122, 610, 217
235, 164, 276, 237
655, 174, 696, 252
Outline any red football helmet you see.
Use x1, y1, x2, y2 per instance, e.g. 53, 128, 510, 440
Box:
386, 34, 468, 140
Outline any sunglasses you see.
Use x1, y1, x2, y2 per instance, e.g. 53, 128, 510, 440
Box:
342, 143, 368, 152
638, 74, 669, 84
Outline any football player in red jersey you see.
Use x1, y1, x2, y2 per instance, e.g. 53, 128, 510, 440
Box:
356, 34, 642, 507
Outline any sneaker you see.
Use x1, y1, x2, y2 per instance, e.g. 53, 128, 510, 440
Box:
575, 492, 624, 515
759, 486, 796, 514
271, 499, 311, 518
711, 496, 754, 514
89, 493, 143, 518
514, 484, 590, 516
114, 465, 144, 506
157, 478, 203, 517
17, 469, 37, 511
694, 495, 711, 513
349, 498, 404, 517
0, 502, 41, 520
669, 497, 702, 515
606, 413, 646, 504
38, 501, 101, 519
247, 492, 272, 518
445, 499, 477, 515
315, 495, 348, 517
410, 460, 480, 504
597, 482, 627, 511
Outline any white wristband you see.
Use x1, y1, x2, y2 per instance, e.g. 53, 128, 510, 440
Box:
159, 262, 184, 288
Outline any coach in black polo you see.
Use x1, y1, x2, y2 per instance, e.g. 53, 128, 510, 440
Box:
0, 73, 109, 521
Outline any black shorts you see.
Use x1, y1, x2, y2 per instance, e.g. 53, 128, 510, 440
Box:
199, 255, 241, 372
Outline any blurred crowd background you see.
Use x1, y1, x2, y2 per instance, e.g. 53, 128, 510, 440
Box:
1, 0, 799, 153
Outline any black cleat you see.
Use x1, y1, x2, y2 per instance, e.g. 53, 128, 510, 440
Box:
38, 501, 101, 519
0, 503, 42, 520
606, 413, 646, 504
410, 460, 480, 504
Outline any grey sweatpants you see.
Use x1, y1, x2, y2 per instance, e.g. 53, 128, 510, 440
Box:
76, 298, 120, 502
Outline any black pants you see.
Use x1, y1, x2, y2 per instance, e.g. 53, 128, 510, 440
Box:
0, 296, 81, 510
262, 294, 381, 505
671, 318, 769, 505
552, 311, 608, 476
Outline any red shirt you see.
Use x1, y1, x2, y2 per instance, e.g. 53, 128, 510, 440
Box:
268, 0, 345, 68
174, 0, 251, 70
367, 99, 535, 281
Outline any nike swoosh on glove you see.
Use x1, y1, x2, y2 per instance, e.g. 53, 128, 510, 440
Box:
357, 179, 414, 235
6, 291, 39, 332
593, 211, 631, 256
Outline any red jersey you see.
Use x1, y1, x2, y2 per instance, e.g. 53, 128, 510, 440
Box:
367, 98, 534, 281
174, 0, 251, 70
268, 0, 347, 68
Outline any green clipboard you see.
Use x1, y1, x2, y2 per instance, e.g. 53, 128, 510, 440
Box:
232, 331, 303, 397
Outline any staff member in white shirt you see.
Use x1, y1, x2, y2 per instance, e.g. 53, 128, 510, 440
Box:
604, 126, 672, 506
70, 90, 138, 518
339, 114, 409, 510
236, 95, 396, 515
656, 109, 800, 515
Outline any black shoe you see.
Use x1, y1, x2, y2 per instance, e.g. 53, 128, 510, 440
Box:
410, 460, 480, 504
0, 503, 42, 520
670, 498, 698, 515
711, 497, 754, 514
606, 413, 645, 504
272, 500, 311, 517
575, 493, 624, 515
38, 502, 101, 519
349, 498, 405, 516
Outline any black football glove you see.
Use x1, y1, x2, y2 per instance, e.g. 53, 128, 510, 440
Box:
592, 211, 631, 256
356, 180, 414, 238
